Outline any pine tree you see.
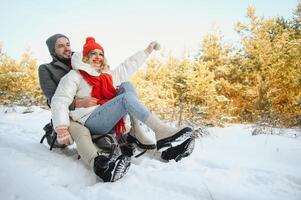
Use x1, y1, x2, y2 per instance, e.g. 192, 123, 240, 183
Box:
0, 48, 45, 106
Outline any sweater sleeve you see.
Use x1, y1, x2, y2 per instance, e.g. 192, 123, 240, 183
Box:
38, 64, 76, 110
111, 50, 148, 86
38, 64, 57, 107
51, 70, 80, 129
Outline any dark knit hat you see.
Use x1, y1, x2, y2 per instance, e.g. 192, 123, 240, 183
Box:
83, 37, 104, 56
46, 33, 69, 55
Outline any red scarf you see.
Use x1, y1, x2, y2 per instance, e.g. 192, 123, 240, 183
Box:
79, 70, 126, 138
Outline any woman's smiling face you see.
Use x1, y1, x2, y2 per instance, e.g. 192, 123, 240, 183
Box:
87, 49, 104, 70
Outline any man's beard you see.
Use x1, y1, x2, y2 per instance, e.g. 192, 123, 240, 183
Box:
55, 52, 72, 67
55, 51, 71, 60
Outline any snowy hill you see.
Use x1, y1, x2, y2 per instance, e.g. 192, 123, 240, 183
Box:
0, 106, 300, 200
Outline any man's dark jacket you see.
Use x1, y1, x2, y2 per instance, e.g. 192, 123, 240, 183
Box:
38, 56, 75, 109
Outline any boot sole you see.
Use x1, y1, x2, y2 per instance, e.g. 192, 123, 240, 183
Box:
161, 137, 195, 162
157, 127, 193, 150
174, 138, 195, 162
127, 135, 157, 150
111, 156, 131, 182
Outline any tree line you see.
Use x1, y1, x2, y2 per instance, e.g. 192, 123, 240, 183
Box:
0, 6, 300, 127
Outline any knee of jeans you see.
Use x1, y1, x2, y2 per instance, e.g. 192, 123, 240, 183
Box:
119, 82, 136, 94
123, 92, 136, 103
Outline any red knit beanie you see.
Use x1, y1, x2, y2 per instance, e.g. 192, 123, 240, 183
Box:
83, 37, 104, 56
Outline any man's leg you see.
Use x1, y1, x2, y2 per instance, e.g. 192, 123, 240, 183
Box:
69, 121, 130, 182
69, 121, 98, 168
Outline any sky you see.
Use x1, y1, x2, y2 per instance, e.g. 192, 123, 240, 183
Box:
0, 0, 298, 67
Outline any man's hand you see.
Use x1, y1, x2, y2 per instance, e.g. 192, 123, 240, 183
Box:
145, 41, 161, 55
75, 97, 98, 108
55, 127, 73, 145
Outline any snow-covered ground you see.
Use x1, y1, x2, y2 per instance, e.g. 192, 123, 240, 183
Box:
0, 106, 300, 200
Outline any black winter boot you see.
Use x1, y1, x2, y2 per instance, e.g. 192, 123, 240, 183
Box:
156, 127, 193, 150
144, 113, 193, 150
93, 154, 131, 182
161, 137, 195, 162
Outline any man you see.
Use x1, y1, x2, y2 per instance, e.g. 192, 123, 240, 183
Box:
39, 34, 131, 182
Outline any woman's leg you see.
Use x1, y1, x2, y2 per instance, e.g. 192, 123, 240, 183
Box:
115, 82, 194, 162
85, 91, 151, 134
85, 81, 192, 152
117, 82, 156, 149
117, 82, 137, 96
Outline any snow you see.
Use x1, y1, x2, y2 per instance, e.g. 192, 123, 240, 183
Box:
0, 106, 300, 200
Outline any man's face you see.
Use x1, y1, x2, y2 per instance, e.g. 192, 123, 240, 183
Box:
54, 37, 71, 59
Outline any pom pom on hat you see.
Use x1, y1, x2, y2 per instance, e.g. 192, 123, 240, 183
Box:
83, 37, 104, 56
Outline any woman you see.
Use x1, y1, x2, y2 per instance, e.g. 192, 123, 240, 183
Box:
51, 37, 193, 181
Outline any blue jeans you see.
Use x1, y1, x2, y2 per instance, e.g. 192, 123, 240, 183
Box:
85, 82, 151, 134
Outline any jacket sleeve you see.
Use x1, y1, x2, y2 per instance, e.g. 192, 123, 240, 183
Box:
38, 64, 76, 110
51, 71, 79, 129
38, 64, 57, 107
111, 50, 148, 86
